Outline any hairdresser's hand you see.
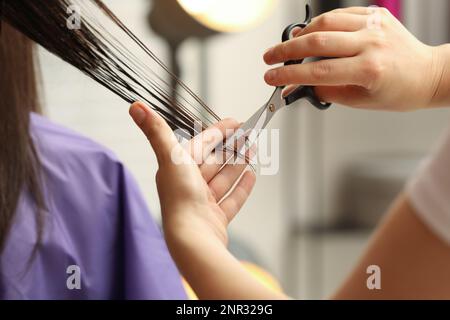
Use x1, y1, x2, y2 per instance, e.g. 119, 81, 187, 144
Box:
264, 6, 450, 110
129, 102, 255, 249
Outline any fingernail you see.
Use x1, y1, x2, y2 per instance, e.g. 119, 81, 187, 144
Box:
129, 104, 148, 124
265, 69, 277, 83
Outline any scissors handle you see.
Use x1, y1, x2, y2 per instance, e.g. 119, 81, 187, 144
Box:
281, 4, 332, 110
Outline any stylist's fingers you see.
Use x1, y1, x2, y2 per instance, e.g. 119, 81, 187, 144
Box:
331, 6, 372, 15
208, 162, 248, 202
207, 144, 257, 201
265, 57, 367, 88
219, 171, 256, 222
298, 12, 369, 37
188, 118, 239, 165
200, 123, 251, 183
264, 31, 364, 65
129, 102, 179, 166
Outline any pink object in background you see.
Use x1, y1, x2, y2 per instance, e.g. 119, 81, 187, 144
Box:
375, 0, 402, 20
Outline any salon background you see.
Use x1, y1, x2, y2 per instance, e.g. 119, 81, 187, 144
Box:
40, 0, 450, 299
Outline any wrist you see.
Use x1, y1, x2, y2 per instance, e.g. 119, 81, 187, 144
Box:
163, 219, 228, 278
162, 205, 228, 250
428, 44, 450, 108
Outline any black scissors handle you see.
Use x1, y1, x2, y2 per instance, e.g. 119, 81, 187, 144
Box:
282, 4, 331, 110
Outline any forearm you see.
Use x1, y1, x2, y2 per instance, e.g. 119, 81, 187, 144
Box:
430, 44, 450, 107
166, 228, 288, 300
333, 193, 450, 299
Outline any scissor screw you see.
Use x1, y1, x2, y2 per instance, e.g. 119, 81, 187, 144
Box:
269, 104, 275, 112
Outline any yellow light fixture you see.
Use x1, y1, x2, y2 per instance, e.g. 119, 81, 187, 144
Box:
177, 0, 278, 33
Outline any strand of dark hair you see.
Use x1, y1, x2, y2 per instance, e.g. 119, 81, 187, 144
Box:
2, 0, 221, 137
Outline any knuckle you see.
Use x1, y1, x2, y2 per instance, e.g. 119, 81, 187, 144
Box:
362, 56, 384, 89
308, 33, 328, 50
150, 119, 164, 134
317, 13, 335, 29
278, 43, 290, 61
369, 32, 388, 48
282, 67, 296, 84
310, 61, 331, 82
272, 44, 285, 61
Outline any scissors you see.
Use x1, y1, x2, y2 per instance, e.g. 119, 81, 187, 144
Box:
224, 4, 331, 160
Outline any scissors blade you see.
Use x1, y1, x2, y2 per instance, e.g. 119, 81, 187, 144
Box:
222, 103, 266, 155
223, 87, 285, 160
239, 103, 269, 133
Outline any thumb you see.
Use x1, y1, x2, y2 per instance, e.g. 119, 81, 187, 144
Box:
129, 102, 179, 166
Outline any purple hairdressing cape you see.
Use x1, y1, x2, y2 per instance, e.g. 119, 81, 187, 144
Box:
0, 113, 187, 300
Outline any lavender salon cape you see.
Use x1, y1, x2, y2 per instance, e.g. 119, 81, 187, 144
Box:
0, 113, 187, 300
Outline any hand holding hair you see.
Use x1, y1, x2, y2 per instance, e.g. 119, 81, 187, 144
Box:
129, 101, 256, 247
129, 102, 290, 300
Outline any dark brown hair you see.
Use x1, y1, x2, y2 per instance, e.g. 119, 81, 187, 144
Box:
2, 0, 220, 138
0, 21, 45, 253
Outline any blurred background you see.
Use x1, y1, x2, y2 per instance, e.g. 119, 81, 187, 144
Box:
39, 0, 450, 298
